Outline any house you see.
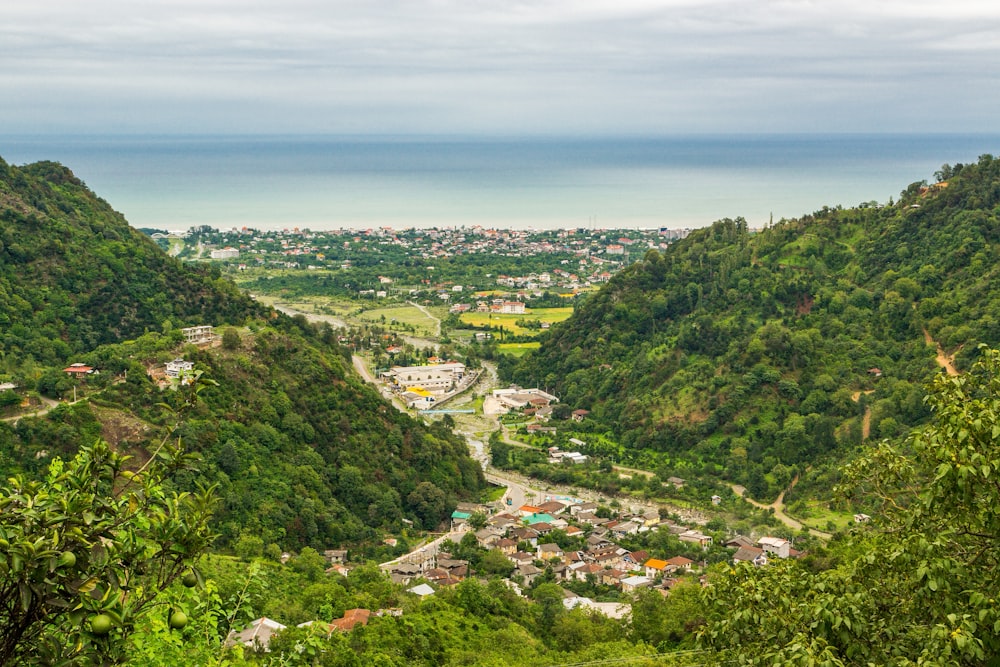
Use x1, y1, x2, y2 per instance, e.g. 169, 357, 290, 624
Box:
324, 549, 347, 564
510, 551, 536, 567
644, 558, 669, 578
538, 543, 564, 561
758, 536, 792, 558
181, 325, 215, 344
451, 510, 472, 530
571, 409, 590, 422
732, 546, 768, 567
226, 617, 287, 651
165, 358, 194, 379
407, 583, 435, 597
601, 569, 629, 587
724, 536, 755, 550
624, 550, 649, 568
573, 563, 604, 582
510, 527, 540, 546
63, 363, 95, 377
620, 575, 652, 593
517, 563, 543, 586
711, 495, 722, 505
678, 530, 713, 549
329, 609, 370, 632
611, 520, 642, 538
665, 556, 694, 573
496, 538, 518, 555
536, 500, 567, 515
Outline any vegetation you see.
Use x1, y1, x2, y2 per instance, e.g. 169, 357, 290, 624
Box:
0, 158, 266, 373
700, 347, 1000, 665
506, 155, 1000, 500
0, 380, 215, 665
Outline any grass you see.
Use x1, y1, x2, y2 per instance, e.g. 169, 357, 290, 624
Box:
794, 502, 856, 533
355, 305, 438, 337
498, 342, 541, 357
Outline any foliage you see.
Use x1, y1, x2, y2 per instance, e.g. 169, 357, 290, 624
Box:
0, 419, 215, 664
505, 156, 1000, 498
699, 347, 1000, 665
0, 159, 266, 372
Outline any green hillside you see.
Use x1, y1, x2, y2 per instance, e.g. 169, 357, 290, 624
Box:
506, 154, 1000, 496
0, 155, 485, 550
0, 157, 265, 368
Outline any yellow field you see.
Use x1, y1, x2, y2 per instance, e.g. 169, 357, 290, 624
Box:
459, 307, 573, 337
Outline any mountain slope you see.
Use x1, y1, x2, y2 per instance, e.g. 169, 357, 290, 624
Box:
0, 157, 265, 366
506, 153, 1000, 494
0, 155, 486, 550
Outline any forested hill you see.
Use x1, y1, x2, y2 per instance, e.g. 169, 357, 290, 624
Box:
0, 154, 486, 551
0, 156, 266, 365
506, 154, 1000, 493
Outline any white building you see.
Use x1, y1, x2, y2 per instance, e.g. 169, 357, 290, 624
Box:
165, 358, 194, 380
383, 362, 465, 394
181, 325, 214, 344
758, 536, 792, 559
210, 247, 240, 259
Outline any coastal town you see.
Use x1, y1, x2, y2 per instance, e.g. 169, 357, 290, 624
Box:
151, 224, 691, 298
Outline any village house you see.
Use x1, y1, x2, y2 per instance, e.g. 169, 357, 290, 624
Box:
537, 543, 564, 561
164, 358, 195, 382
181, 325, 215, 344
226, 617, 286, 651
621, 575, 652, 593
678, 530, 713, 549
758, 536, 792, 558
732, 546, 768, 567
329, 609, 371, 633
665, 556, 695, 573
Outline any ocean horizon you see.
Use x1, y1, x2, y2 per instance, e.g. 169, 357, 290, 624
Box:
2, 133, 997, 231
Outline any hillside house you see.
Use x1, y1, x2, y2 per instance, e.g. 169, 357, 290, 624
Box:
181, 325, 215, 344
164, 359, 195, 382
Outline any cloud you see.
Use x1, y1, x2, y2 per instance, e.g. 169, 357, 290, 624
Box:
2, 0, 999, 133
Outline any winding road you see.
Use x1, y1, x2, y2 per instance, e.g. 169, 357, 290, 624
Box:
731, 477, 831, 539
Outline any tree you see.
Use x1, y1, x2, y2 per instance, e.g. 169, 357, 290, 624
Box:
700, 347, 1000, 665
0, 372, 218, 666
221, 327, 241, 351
0, 439, 215, 666
406, 481, 447, 530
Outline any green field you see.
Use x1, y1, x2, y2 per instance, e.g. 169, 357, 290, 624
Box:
498, 342, 541, 357
355, 304, 439, 336
459, 307, 573, 337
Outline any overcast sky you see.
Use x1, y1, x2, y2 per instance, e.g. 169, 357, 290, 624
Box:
3, 1, 1000, 136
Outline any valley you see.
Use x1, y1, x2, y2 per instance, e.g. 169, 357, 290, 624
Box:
3, 153, 1000, 665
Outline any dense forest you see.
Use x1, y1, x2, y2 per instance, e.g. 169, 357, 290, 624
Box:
0, 157, 267, 369
0, 155, 486, 552
505, 155, 1000, 498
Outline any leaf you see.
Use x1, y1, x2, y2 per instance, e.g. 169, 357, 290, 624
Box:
19, 581, 32, 612
76, 576, 98, 593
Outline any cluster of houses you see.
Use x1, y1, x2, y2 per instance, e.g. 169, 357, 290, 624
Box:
228, 497, 802, 651
384, 497, 721, 603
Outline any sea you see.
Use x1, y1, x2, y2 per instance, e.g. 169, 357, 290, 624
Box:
1, 134, 997, 231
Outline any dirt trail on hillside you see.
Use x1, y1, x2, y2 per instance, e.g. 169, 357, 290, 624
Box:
732, 476, 832, 540
851, 390, 874, 440
924, 328, 959, 376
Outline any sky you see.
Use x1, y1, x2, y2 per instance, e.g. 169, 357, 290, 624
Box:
3, 0, 1000, 136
